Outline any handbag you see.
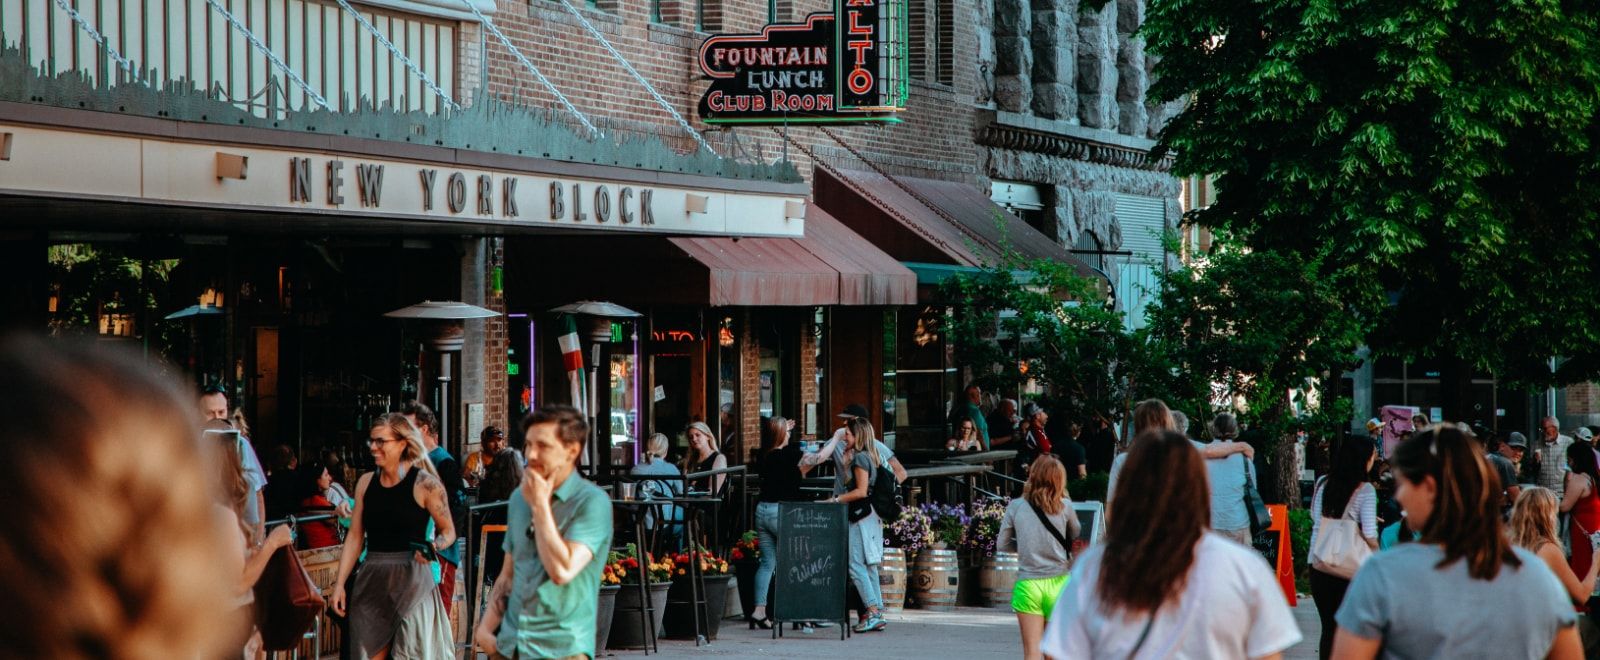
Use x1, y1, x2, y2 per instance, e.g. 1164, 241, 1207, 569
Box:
1241, 455, 1277, 563
252, 536, 325, 651
1309, 480, 1373, 579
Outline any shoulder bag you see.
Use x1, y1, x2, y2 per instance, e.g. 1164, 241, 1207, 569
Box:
1309, 480, 1374, 579
1027, 501, 1074, 562
252, 527, 326, 650
1241, 455, 1279, 564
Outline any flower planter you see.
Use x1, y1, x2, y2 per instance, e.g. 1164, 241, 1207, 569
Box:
596, 584, 619, 651
662, 574, 732, 640
607, 581, 670, 649
911, 548, 961, 611
880, 547, 908, 612
977, 552, 1020, 609
733, 557, 761, 620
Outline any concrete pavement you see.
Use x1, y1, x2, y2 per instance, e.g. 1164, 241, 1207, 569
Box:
601, 598, 1325, 659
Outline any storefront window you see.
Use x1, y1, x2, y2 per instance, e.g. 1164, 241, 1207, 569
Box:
896, 305, 954, 447
717, 313, 740, 450
609, 320, 640, 466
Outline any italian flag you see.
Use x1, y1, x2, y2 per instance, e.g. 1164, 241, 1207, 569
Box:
558, 315, 587, 418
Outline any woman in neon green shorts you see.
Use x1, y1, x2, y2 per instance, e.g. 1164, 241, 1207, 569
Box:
998, 454, 1080, 660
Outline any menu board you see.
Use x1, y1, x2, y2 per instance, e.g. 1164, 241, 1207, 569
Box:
771, 502, 849, 628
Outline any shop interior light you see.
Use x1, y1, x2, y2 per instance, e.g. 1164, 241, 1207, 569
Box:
685, 193, 710, 214
215, 152, 248, 180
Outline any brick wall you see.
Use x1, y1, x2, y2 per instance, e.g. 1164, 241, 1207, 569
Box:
475, 0, 983, 184
798, 312, 819, 440
483, 238, 509, 446
738, 308, 761, 464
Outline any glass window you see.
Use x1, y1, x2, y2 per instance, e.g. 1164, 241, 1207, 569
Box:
608, 320, 639, 467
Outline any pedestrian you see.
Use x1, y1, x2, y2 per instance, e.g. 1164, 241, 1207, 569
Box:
1170, 410, 1191, 438
1108, 400, 1250, 518
947, 417, 983, 451
988, 398, 1020, 448
1580, 427, 1598, 449
328, 413, 456, 659
1537, 416, 1575, 501
1196, 412, 1259, 546
465, 425, 509, 487
1042, 429, 1302, 658
683, 421, 728, 494
1056, 419, 1089, 482
803, 403, 908, 489
201, 386, 268, 543
263, 443, 302, 523
1511, 487, 1600, 656
0, 337, 249, 658
209, 421, 297, 657
998, 455, 1080, 660
1085, 417, 1117, 474
1329, 425, 1580, 658
401, 400, 468, 616
957, 384, 992, 449
1307, 437, 1378, 660
824, 417, 889, 633
1018, 402, 1053, 463
752, 415, 816, 627
477, 442, 524, 588
475, 405, 614, 660
1491, 432, 1529, 513
1562, 441, 1600, 589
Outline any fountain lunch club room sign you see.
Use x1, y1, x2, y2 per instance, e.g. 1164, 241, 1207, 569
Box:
697, 0, 908, 124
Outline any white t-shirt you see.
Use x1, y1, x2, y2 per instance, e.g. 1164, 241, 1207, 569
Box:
1042, 533, 1302, 659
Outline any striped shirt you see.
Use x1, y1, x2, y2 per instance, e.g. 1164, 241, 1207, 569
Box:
1310, 480, 1378, 546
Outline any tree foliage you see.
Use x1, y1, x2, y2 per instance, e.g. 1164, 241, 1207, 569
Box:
1143, 0, 1600, 392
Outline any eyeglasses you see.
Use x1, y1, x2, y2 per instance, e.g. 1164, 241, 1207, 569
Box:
368, 437, 402, 446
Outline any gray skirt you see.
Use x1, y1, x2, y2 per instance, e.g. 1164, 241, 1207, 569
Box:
349, 551, 453, 660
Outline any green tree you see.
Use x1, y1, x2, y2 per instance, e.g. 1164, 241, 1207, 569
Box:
1143, 0, 1600, 417
1140, 238, 1372, 503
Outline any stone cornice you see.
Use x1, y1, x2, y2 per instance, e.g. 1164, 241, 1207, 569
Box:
974, 110, 1176, 172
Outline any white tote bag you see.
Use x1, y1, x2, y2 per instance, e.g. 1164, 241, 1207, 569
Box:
1310, 481, 1373, 579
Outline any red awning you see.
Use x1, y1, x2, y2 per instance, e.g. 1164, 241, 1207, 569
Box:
813, 168, 1099, 280
666, 205, 917, 307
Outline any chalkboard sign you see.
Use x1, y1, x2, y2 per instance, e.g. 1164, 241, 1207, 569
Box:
772, 502, 850, 635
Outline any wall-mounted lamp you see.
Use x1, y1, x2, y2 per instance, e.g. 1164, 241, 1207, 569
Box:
685, 193, 709, 214
784, 199, 806, 220
215, 151, 248, 180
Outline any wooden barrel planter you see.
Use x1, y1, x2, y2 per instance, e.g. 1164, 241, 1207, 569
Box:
880, 547, 909, 612
911, 548, 961, 611
978, 552, 1020, 609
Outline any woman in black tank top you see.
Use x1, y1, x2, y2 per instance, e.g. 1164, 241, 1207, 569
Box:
329, 413, 456, 660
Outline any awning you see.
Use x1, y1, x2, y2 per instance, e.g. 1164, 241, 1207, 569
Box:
813, 168, 1100, 281
668, 205, 917, 306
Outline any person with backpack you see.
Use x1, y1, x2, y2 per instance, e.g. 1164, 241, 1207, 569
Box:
823, 417, 892, 633
998, 455, 1080, 660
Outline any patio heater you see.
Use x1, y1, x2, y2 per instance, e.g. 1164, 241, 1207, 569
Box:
548, 300, 642, 473
384, 300, 500, 450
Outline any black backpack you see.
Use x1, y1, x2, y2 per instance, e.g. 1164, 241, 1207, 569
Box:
847, 463, 902, 522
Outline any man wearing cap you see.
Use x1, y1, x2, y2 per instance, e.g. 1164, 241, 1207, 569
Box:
1535, 417, 1574, 500
1365, 417, 1385, 456
801, 404, 907, 485
1490, 432, 1527, 512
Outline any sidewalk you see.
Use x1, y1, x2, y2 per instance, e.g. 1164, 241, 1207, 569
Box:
596, 598, 1325, 659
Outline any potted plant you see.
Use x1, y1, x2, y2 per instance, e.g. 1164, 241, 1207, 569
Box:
912, 504, 968, 610
606, 544, 673, 650
963, 498, 1017, 608
731, 530, 763, 620
662, 547, 734, 640
883, 506, 933, 611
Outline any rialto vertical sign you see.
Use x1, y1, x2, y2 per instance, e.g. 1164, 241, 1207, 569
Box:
697, 0, 907, 124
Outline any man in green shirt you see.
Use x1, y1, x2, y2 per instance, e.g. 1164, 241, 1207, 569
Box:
477, 405, 613, 660
960, 384, 991, 450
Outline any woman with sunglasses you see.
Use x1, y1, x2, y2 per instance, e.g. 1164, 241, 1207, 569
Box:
1331, 425, 1580, 659
329, 413, 456, 659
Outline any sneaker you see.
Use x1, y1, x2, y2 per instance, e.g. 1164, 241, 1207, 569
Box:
868, 616, 888, 632
852, 619, 874, 634
800, 623, 816, 635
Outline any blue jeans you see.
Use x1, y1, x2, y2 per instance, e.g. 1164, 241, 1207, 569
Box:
755, 502, 780, 607
847, 512, 884, 611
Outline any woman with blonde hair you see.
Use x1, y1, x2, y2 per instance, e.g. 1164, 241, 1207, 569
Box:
207, 419, 296, 657
826, 416, 888, 633
683, 421, 728, 494
1043, 430, 1301, 658
1510, 486, 1600, 652
329, 412, 456, 659
0, 336, 244, 658
998, 455, 1081, 660
631, 432, 685, 547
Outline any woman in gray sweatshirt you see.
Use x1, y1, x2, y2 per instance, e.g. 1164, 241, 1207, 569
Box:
998, 455, 1081, 660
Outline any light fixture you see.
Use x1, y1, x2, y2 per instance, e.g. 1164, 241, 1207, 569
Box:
385, 301, 501, 449
215, 151, 248, 180
685, 193, 710, 214
784, 199, 806, 219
